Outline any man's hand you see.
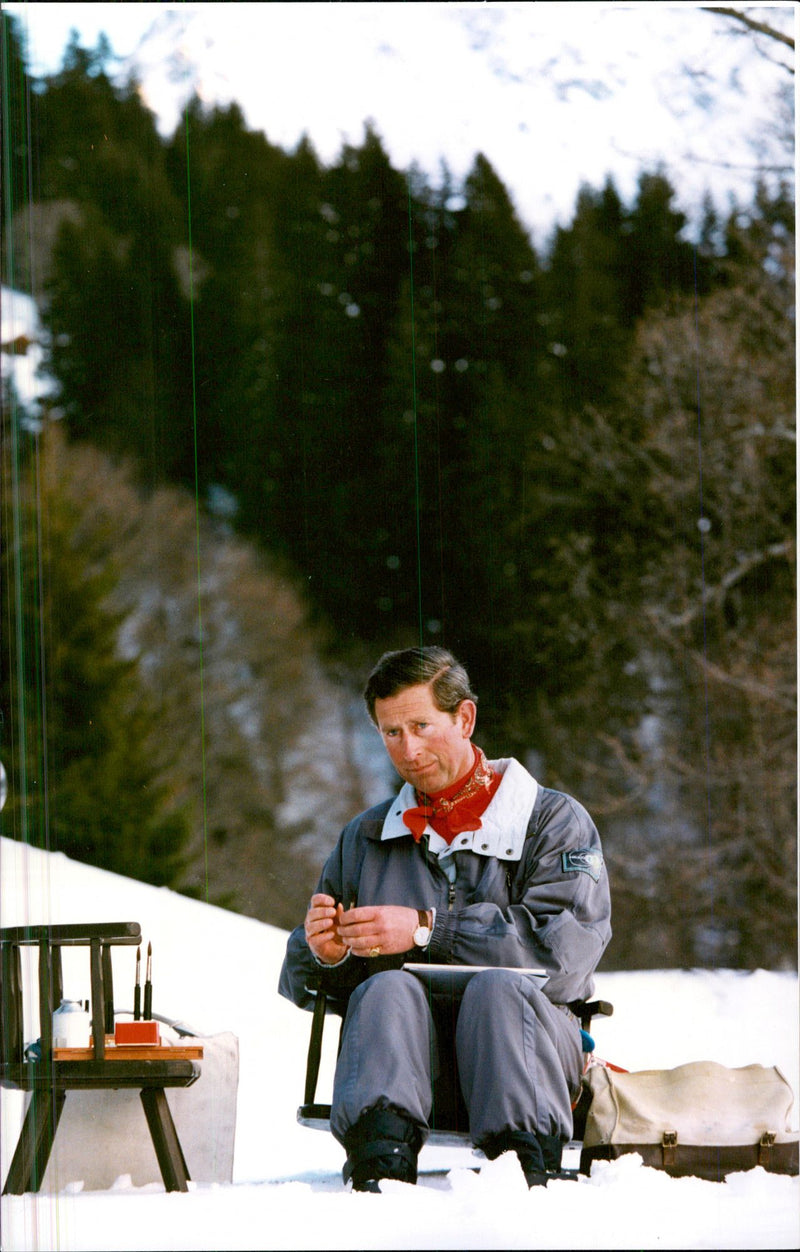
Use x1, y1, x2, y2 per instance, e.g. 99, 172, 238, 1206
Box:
336, 904, 419, 958
304, 894, 349, 965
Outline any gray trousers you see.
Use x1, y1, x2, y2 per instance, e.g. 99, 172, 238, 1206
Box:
330, 968, 583, 1148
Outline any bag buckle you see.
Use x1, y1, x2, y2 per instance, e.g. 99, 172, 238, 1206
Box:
661, 1130, 678, 1167
758, 1131, 776, 1166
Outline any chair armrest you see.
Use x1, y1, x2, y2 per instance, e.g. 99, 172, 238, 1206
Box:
568, 999, 614, 1032
303, 970, 349, 1015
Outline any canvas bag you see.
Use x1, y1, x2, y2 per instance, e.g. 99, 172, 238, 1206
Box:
580, 1060, 799, 1181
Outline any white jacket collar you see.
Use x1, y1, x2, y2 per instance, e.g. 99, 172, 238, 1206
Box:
379, 757, 538, 862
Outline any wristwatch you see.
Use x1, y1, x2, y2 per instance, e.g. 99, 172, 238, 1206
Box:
413, 909, 432, 949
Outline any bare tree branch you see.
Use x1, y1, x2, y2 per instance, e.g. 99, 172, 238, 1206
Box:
675, 151, 794, 176
649, 540, 794, 630
716, 540, 794, 598
701, 6, 795, 54
731, 423, 796, 443
686, 648, 796, 710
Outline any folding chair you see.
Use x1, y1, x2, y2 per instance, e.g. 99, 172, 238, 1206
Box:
297, 963, 613, 1153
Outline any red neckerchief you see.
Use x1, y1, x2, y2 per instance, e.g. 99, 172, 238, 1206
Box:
402, 745, 501, 845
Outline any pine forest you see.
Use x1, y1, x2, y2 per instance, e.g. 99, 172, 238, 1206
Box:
1, 17, 795, 969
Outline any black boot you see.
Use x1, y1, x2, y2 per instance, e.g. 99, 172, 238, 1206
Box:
481, 1129, 571, 1188
343, 1104, 423, 1192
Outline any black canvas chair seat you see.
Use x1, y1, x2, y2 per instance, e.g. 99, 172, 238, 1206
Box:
1, 922, 201, 1194
297, 964, 613, 1150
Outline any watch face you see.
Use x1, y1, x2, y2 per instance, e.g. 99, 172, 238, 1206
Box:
414, 926, 431, 946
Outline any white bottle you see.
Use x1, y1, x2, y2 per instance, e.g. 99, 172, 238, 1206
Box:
52, 999, 91, 1048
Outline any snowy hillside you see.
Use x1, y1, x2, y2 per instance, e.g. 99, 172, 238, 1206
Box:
1, 835, 797, 1250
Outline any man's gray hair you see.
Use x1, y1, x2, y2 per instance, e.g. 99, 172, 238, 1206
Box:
363, 646, 478, 724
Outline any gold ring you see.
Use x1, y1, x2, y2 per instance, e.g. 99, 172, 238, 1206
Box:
369, 946, 382, 958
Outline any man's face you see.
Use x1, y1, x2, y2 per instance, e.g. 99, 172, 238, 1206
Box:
373, 683, 477, 794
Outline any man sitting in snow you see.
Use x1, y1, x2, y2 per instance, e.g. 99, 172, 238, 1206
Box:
279, 646, 611, 1191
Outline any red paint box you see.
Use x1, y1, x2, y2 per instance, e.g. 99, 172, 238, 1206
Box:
114, 1020, 160, 1045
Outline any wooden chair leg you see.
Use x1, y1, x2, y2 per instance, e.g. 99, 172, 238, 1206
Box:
140, 1088, 190, 1193
3, 1088, 66, 1195
303, 990, 328, 1105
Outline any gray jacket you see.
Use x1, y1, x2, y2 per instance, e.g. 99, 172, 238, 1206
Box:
278, 757, 611, 1009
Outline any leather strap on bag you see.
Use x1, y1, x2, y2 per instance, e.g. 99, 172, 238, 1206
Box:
661, 1130, 678, 1168
758, 1131, 776, 1167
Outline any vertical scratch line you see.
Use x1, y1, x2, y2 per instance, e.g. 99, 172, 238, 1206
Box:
406, 182, 424, 645
184, 113, 210, 903
693, 246, 715, 949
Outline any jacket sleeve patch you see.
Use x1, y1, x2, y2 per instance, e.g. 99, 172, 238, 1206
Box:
561, 848, 604, 882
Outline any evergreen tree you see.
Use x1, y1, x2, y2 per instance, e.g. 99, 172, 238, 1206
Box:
542, 172, 709, 415
164, 98, 291, 496
0, 13, 37, 282
406, 154, 546, 723
3, 32, 196, 484
339, 150, 550, 724
30, 30, 172, 225
247, 123, 413, 636
43, 206, 195, 485
542, 178, 628, 409
0, 423, 192, 887
621, 170, 703, 315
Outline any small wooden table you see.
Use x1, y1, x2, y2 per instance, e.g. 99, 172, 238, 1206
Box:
53, 1042, 204, 1062
1, 923, 203, 1194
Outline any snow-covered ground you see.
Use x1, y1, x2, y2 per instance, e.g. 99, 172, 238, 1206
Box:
1, 834, 797, 1250
1, 285, 57, 424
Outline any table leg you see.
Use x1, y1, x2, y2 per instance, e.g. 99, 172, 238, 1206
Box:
140, 1088, 190, 1193
2, 1088, 66, 1195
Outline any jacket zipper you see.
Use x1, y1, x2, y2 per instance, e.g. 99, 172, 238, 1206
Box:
448, 882, 456, 911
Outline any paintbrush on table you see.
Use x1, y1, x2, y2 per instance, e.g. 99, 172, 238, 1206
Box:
133, 945, 142, 1020
143, 942, 153, 1020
